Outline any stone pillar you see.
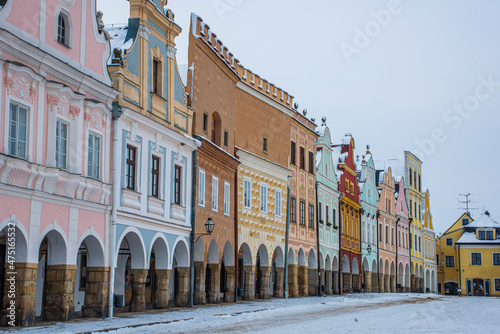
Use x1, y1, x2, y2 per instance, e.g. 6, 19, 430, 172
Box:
43, 265, 76, 321
371, 272, 378, 292
224, 266, 235, 302
333, 271, 339, 294
352, 274, 360, 292
308, 269, 318, 296
258, 266, 270, 299
288, 264, 298, 297
243, 266, 255, 300
193, 262, 205, 305
319, 269, 325, 295
364, 271, 372, 293
153, 269, 170, 309
129, 269, 147, 312
384, 274, 390, 293
1, 262, 37, 326
411, 274, 415, 292
391, 275, 397, 292
342, 273, 352, 293
379, 273, 385, 293
274, 267, 284, 298
298, 266, 309, 296
175, 267, 190, 307
82, 267, 109, 317
207, 263, 221, 304
326, 270, 333, 295
420, 278, 424, 293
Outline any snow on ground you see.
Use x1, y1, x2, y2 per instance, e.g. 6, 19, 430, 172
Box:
3, 294, 498, 333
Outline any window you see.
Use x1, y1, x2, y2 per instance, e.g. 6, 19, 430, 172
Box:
300, 147, 305, 169
290, 141, 296, 165
203, 113, 208, 132
392, 228, 395, 245
318, 202, 322, 223
409, 200, 412, 217
438, 283, 442, 293
493, 253, 500, 266
243, 178, 251, 209
418, 174, 421, 192
299, 200, 306, 226
418, 236, 421, 252
446, 238, 453, 246
223, 181, 230, 216
436, 254, 440, 265
55, 120, 68, 169
198, 169, 205, 206
414, 171, 417, 189
262, 137, 268, 153
478, 231, 485, 240
275, 189, 282, 217
471, 253, 482, 265
8, 103, 28, 159
290, 197, 297, 223
462, 218, 469, 226
79, 253, 87, 291
309, 204, 314, 228
487, 230, 494, 240
308, 151, 314, 174
333, 209, 336, 227
212, 176, 218, 212
152, 58, 160, 94
386, 226, 389, 244
409, 168, 413, 186
88, 134, 101, 180
125, 145, 136, 189
151, 156, 160, 198
224, 130, 228, 148
414, 237, 417, 251
496, 279, 500, 292
260, 184, 267, 213
326, 205, 330, 225
174, 165, 182, 205
418, 205, 421, 221
57, 12, 69, 46
445, 255, 454, 267
379, 224, 383, 242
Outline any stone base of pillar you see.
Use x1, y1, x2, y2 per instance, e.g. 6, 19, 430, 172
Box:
82, 266, 109, 318
153, 269, 170, 309
419, 278, 424, 293
333, 271, 339, 294
384, 274, 390, 293
342, 273, 352, 293
288, 264, 298, 297
379, 274, 385, 293
405, 287, 410, 292
390, 275, 396, 293
371, 272, 378, 292
364, 271, 372, 293
224, 266, 235, 302
274, 267, 284, 298
43, 265, 76, 321
207, 263, 221, 304
193, 262, 205, 305
258, 266, 270, 299
352, 274, 360, 292
308, 269, 318, 296
175, 267, 190, 307
129, 269, 147, 312
298, 266, 309, 297
1, 263, 37, 326
243, 266, 255, 301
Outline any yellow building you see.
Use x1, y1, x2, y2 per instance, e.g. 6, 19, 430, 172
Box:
437, 212, 500, 296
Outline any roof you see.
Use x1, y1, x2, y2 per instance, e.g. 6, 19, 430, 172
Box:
467, 213, 500, 228
376, 158, 405, 182
456, 231, 500, 244
178, 64, 188, 86
105, 25, 134, 64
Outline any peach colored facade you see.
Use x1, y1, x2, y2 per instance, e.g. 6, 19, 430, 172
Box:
0, 0, 118, 326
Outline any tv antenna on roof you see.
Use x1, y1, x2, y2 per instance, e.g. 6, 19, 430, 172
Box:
457, 193, 479, 217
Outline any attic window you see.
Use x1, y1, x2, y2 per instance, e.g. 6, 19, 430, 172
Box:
57, 11, 71, 47
461, 218, 469, 226
478, 230, 485, 240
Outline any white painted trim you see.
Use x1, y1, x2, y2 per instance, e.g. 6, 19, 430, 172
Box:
39, 0, 46, 43
171, 235, 190, 269
75, 227, 106, 267
211, 175, 218, 213
198, 168, 205, 207
54, 5, 74, 49
236, 148, 290, 181
148, 232, 170, 270
38, 221, 71, 265
114, 226, 147, 269
243, 176, 252, 209
80, 0, 86, 65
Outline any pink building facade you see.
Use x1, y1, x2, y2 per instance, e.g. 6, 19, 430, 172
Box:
395, 177, 411, 292
0, 0, 117, 326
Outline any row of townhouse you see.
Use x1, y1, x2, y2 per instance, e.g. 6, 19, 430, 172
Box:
0, 0, 437, 327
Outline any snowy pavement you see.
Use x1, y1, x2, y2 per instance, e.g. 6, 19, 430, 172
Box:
2, 293, 498, 333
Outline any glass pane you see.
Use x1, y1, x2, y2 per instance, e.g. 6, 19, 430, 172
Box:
19, 107, 27, 125
9, 121, 16, 142
19, 141, 26, 158
19, 123, 26, 143
9, 138, 16, 156
10, 104, 17, 122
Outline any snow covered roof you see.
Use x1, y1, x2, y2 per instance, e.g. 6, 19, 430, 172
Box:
316, 149, 322, 168
105, 25, 134, 64
456, 231, 499, 244
316, 124, 327, 137
376, 158, 405, 182
467, 213, 500, 228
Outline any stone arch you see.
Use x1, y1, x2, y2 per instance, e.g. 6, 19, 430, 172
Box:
319, 252, 325, 270
379, 257, 384, 274
0, 218, 28, 263
115, 227, 147, 269
39, 226, 68, 266
149, 233, 169, 270
172, 237, 190, 268
431, 270, 436, 292
77, 233, 105, 268
257, 244, 269, 268
169, 237, 190, 307
332, 255, 339, 272
194, 238, 204, 262
207, 239, 219, 264
384, 259, 390, 275
342, 255, 350, 273
287, 247, 295, 266
419, 264, 424, 278
352, 257, 359, 274
390, 261, 395, 276
273, 246, 284, 268
239, 243, 252, 266
222, 241, 234, 267
211, 111, 222, 146
425, 269, 430, 291
372, 258, 378, 273
298, 248, 306, 267
405, 263, 410, 288
362, 256, 370, 271
308, 249, 317, 269
325, 254, 332, 271
397, 262, 404, 287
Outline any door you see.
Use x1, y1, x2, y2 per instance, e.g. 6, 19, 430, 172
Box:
473, 279, 484, 296
485, 280, 490, 296
466, 279, 472, 296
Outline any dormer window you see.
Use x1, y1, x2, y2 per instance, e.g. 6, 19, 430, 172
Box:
56, 11, 71, 47
487, 230, 494, 240
478, 230, 485, 240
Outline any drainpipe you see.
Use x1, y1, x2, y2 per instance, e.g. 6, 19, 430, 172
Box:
109, 102, 122, 318
234, 167, 238, 303
376, 210, 380, 292
359, 207, 363, 292
189, 150, 197, 308
284, 183, 291, 299
458, 244, 462, 295
409, 217, 413, 291
395, 217, 400, 292
315, 182, 321, 296
338, 193, 343, 295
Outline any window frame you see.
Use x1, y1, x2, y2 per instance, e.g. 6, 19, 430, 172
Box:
486, 230, 494, 240
275, 189, 282, 217
125, 144, 136, 190
55, 119, 69, 170
300, 146, 305, 169
290, 197, 297, 223
471, 252, 482, 266
446, 238, 453, 246
260, 183, 268, 213
223, 181, 230, 216
262, 137, 268, 154
55, 9, 72, 48
211, 175, 219, 212
151, 155, 160, 198
223, 130, 229, 148
308, 204, 314, 229
493, 253, 500, 266
174, 165, 182, 205
8, 102, 29, 159
299, 200, 306, 226
243, 177, 252, 209
290, 141, 296, 165
478, 230, 485, 240
495, 278, 500, 292
445, 255, 455, 267
203, 113, 208, 132
88, 132, 102, 180
308, 151, 314, 174
198, 169, 205, 207
152, 58, 161, 95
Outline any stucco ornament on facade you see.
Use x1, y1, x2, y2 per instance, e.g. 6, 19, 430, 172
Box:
167, 45, 177, 59
5, 75, 37, 103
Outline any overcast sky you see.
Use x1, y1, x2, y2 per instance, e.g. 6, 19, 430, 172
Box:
97, 0, 500, 234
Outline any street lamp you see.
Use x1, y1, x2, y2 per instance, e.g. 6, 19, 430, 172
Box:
367, 244, 372, 254
192, 217, 215, 243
